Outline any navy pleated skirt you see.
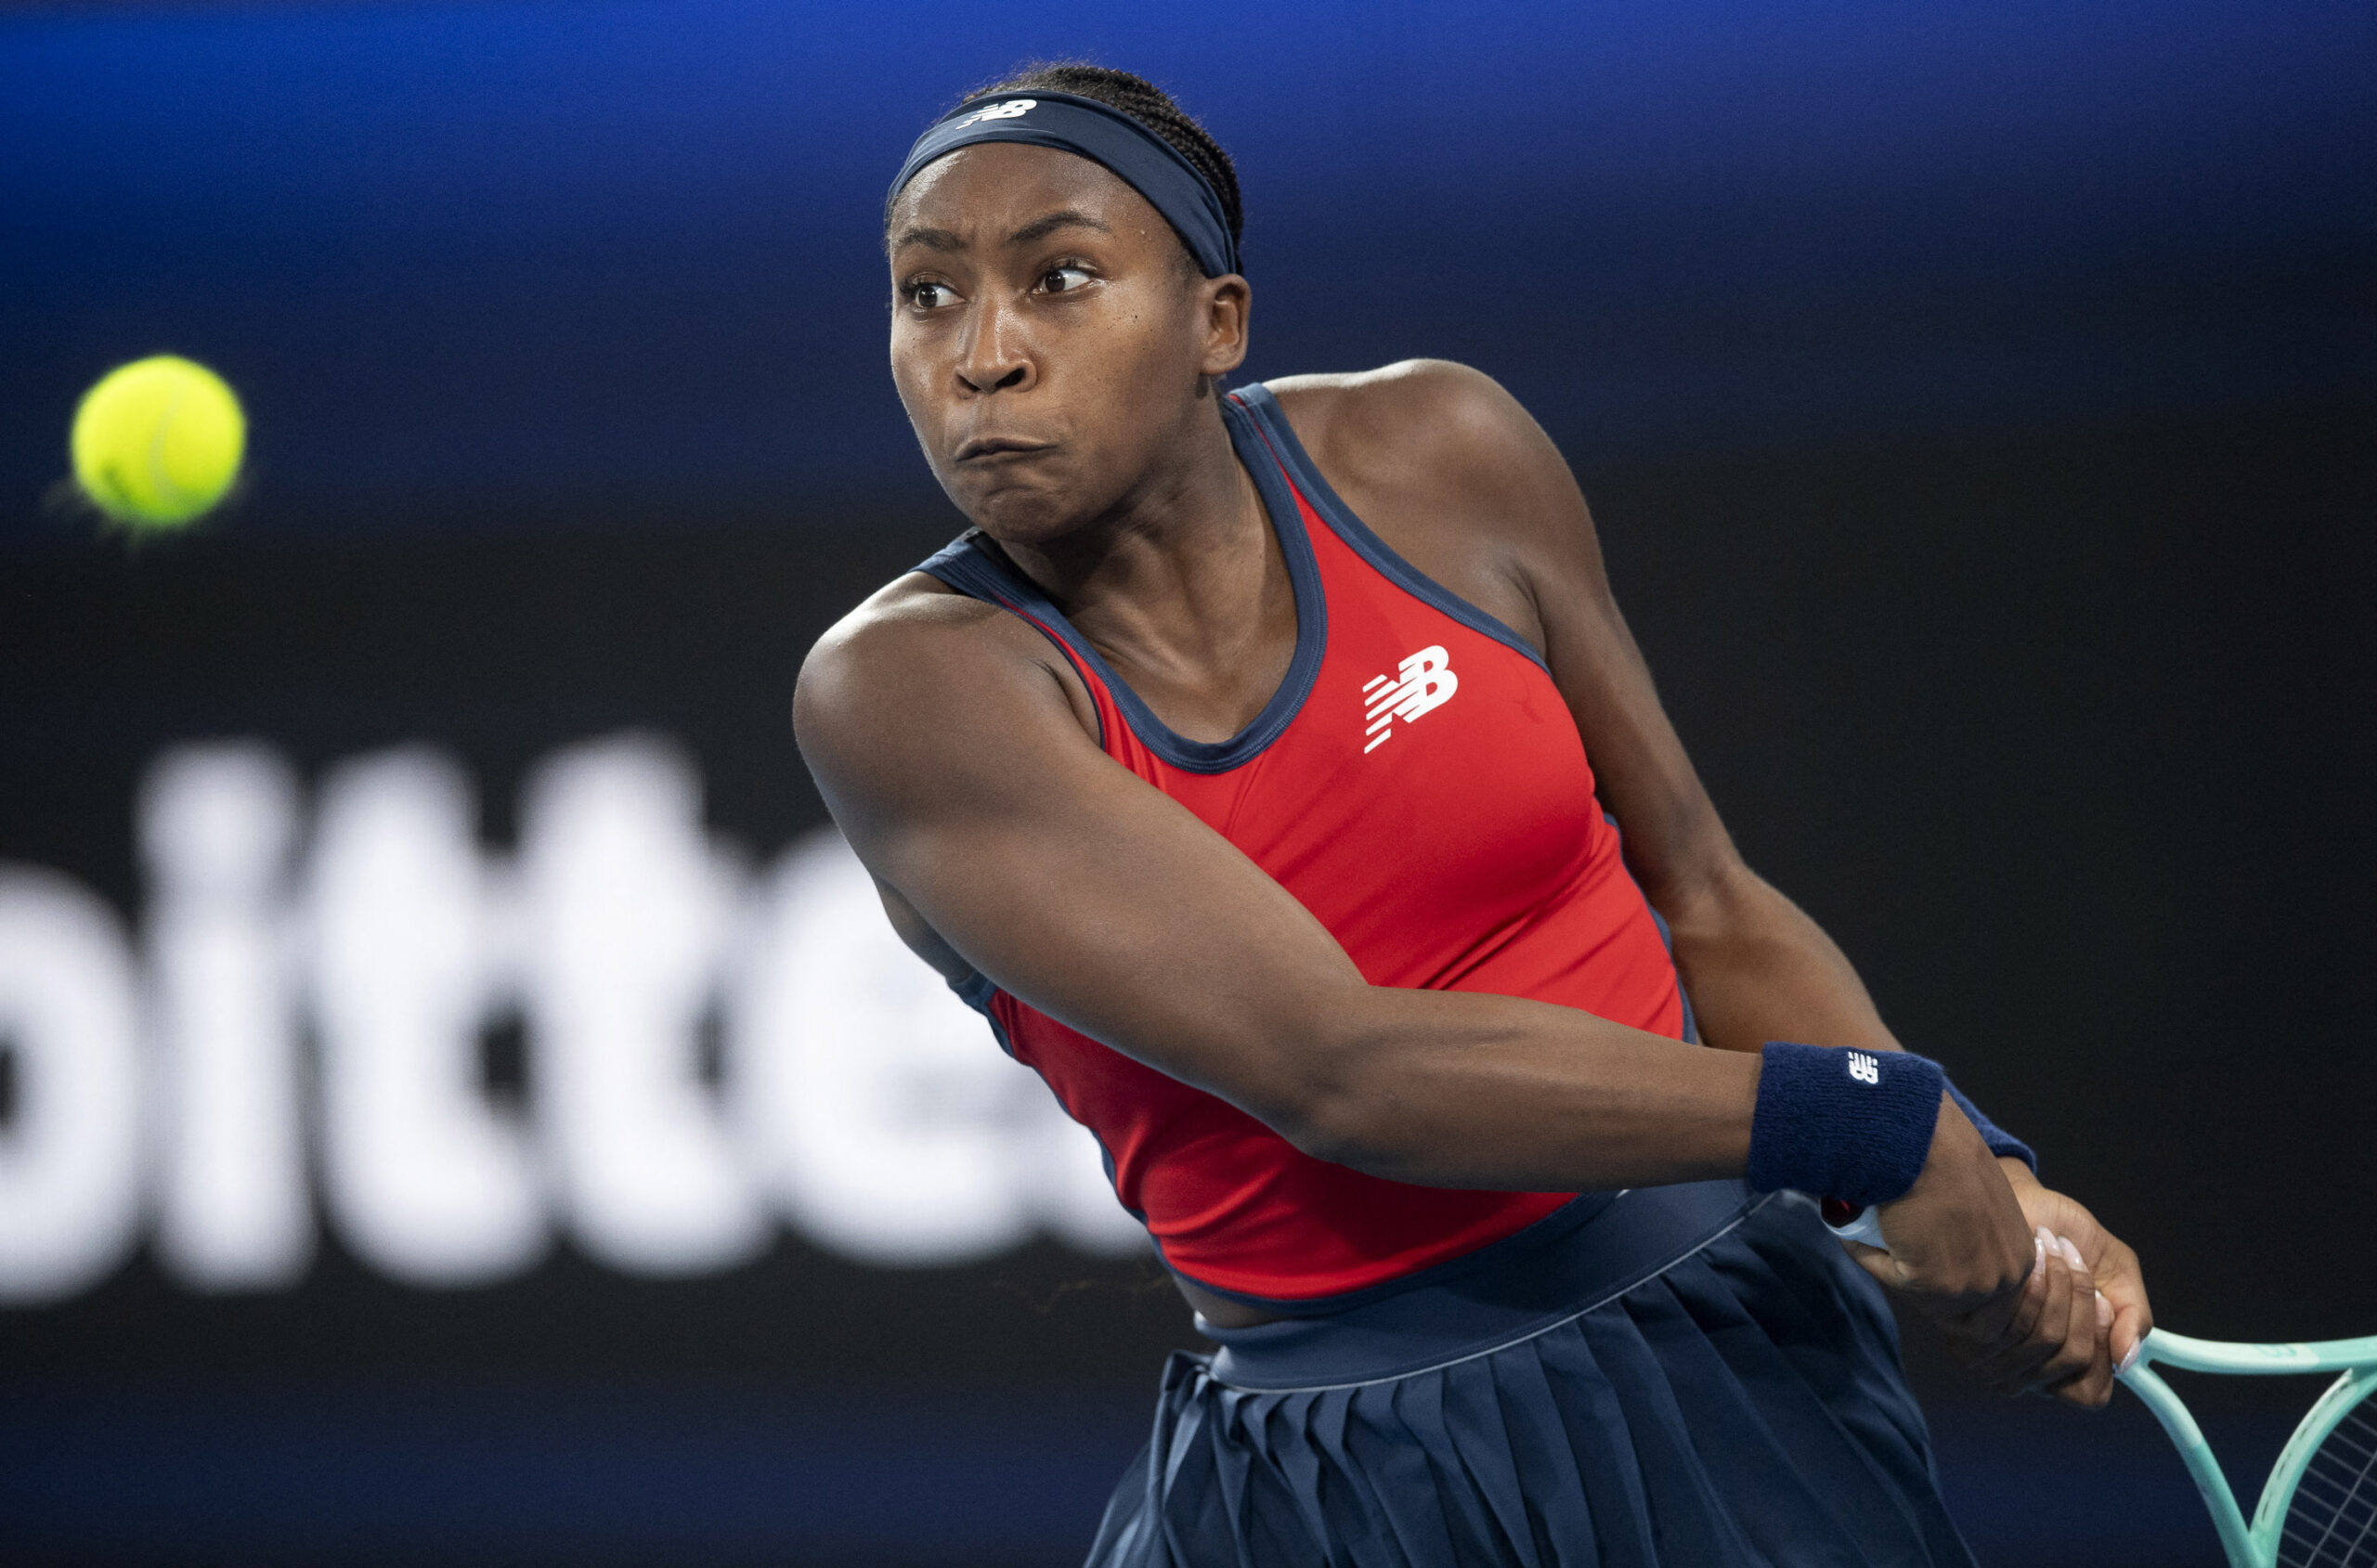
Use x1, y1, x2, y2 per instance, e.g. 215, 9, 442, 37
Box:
1086, 1185, 1975, 1568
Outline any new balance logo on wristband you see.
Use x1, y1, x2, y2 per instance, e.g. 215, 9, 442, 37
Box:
1749, 1041, 1943, 1207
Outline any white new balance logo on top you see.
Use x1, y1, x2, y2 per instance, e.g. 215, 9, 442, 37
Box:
1848, 1051, 1880, 1085
1363, 646, 1459, 754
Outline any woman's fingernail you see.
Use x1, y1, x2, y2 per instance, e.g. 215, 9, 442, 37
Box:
2118, 1339, 2143, 1375
2096, 1291, 2113, 1328
2033, 1233, 2047, 1275
2058, 1235, 2087, 1274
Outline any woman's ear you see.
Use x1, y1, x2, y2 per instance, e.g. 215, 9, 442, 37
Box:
1197, 275, 1252, 379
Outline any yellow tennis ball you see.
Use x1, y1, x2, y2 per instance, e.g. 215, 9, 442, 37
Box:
71, 356, 247, 529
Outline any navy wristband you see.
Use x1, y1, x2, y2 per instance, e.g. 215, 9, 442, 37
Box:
1747, 1043, 1945, 1207
1945, 1080, 2036, 1174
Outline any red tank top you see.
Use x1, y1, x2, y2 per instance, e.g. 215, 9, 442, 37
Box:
917, 384, 1692, 1303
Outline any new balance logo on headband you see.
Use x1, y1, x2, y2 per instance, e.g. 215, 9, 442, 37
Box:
892, 93, 1240, 279
954, 99, 1036, 129
1848, 1051, 1880, 1085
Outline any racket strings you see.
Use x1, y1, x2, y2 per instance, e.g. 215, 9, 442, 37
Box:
2279, 1402, 2377, 1567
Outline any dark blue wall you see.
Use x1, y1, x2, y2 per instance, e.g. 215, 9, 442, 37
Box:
5, 0, 2370, 537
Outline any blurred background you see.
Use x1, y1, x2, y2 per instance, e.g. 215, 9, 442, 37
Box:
1, 1, 2371, 1562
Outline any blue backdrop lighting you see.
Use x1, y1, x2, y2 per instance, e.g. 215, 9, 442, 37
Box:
4, 0, 2369, 536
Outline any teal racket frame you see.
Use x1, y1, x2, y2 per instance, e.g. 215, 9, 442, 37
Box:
2119, 1329, 2377, 1568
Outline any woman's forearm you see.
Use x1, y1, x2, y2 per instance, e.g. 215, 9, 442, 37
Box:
1659, 862, 1904, 1056
1281, 866, 1906, 1191
1288, 984, 1763, 1190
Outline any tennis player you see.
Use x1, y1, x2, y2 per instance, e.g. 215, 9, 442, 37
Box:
799, 63, 2155, 1565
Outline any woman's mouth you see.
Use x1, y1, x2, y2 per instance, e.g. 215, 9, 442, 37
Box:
954, 436, 1054, 462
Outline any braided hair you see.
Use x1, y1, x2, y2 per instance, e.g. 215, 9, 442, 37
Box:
963, 62, 1244, 271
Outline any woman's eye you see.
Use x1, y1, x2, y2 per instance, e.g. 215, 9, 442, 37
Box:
1038, 265, 1093, 294
906, 281, 956, 310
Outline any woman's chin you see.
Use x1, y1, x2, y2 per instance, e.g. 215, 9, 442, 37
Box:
951, 484, 1093, 551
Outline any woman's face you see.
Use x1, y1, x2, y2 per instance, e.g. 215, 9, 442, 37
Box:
887, 141, 1248, 549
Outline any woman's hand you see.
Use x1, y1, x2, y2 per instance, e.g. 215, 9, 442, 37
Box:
1955, 1164, 2153, 1408
1851, 1153, 2152, 1409
1844, 1100, 2039, 1338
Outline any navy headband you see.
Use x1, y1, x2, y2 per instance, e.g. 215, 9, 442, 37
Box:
888, 90, 1240, 279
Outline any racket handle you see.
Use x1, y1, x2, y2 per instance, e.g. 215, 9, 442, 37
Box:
1819, 1196, 1888, 1248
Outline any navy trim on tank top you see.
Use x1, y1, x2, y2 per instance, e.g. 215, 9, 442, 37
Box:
1602, 810, 1701, 1048
942, 964, 1151, 1225
947, 965, 999, 1017
1226, 382, 1552, 674
913, 395, 1328, 775
910, 537, 1111, 753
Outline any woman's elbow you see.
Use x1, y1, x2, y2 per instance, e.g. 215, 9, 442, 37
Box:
1258, 1019, 1412, 1174
1273, 1086, 1385, 1170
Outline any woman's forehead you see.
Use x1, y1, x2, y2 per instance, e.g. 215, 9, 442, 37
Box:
889, 142, 1163, 246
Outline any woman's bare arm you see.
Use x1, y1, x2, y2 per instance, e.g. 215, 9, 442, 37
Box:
795, 581, 1765, 1194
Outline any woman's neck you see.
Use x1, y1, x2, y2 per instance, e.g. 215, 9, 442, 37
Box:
999, 399, 1296, 745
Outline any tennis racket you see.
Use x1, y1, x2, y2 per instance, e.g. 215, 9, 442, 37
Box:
2120, 1328, 2377, 1568
1819, 1199, 2377, 1566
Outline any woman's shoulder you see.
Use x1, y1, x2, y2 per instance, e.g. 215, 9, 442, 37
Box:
795, 570, 1090, 763
1255, 362, 1589, 642
1260, 359, 1555, 504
